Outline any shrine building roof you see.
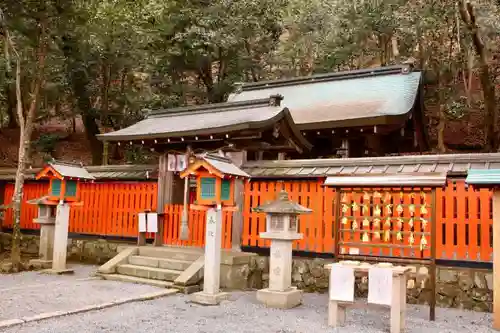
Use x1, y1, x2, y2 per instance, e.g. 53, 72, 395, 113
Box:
97, 96, 310, 152
228, 64, 421, 130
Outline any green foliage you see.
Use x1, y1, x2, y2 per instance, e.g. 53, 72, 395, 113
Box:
32, 133, 61, 154
2, 0, 500, 156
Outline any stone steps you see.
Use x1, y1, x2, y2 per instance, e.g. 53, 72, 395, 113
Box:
138, 247, 202, 262
100, 273, 175, 288
128, 256, 193, 271
116, 264, 182, 281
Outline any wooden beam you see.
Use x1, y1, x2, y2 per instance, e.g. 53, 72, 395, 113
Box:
153, 153, 174, 246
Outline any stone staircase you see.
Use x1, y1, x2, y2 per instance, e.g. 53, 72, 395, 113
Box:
97, 246, 205, 293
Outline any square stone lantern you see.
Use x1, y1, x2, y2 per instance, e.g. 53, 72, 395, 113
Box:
28, 160, 94, 274
253, 190, 312, 309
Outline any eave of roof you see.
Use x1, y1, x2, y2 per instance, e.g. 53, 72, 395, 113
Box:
97, 97, 309, 147
0, 164, 158, 181
242, 153, 500, 178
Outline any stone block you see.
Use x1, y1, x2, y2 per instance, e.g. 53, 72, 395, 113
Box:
190, 291, 229, 305
256, 287, 302, 309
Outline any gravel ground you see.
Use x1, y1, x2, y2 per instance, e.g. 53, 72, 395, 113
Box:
0, 264, 96, 290
1, 292, 495, 333
0, 264, 165, 321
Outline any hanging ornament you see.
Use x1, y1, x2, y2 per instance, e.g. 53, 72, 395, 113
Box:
397, 218, 403, 229
396, 204, 404, 215
421, 204, 428, 215
420, 191, 427, 200
342, 204, 349, 213
362, 218, 370, 227
410, 192, 416, 199
341, 193, 348, 203
374, 191, 382, 198
409, 204, 416, 215
386, 204, 393, 215
363, 191, 370, 200
384, 230, 391, 242
352, 202, 359, 212
373, 218, 381, 228
341, 217, 348, 225
384, 217, 391, 227
409, 232, 415, 245
420, 235, 427, 251
384, 192, 391, 203
352, 220, 358, 231
421, 218, 428, 229
374, 205, 381, 216
409, 218, 414, 228
362, 232, 370, 242
399, 191, 404, 200
396, 231, 403, 241
361, 204, 369, 215
373, 231, 381, 240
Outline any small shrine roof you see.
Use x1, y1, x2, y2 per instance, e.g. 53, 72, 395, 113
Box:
466, 169, 500, 185
201, 154, 250, 178
40, 161, 95, 180
228, 65, 421, 129
253, 190, 312, 214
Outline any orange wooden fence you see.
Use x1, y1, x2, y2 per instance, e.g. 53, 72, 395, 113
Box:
1, 178, 495, 261
242, 179, 494, 262
162, 205, 233, 249
2, 182, 158, 237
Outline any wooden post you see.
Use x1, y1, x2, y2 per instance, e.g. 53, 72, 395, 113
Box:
154, 153, 174, 246
229, 150, 247, 251
493, 190, 500, 329
102, 142, 109, 166
180, 146, 192, 241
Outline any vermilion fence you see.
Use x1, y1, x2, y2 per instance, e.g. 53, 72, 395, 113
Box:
241, 179, 494, 263
0, 178, 495, 262
2, 182, 158, 237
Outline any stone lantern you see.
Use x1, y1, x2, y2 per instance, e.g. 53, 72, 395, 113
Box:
253, 190, 311, 309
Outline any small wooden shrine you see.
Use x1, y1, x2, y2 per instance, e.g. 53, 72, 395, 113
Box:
180, 153, 250, 211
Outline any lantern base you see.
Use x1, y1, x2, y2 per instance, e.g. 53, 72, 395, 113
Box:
256, 287, 303, 309
40, 268, 74, 275
190, 291, 230, 305
28, 259, 52, 270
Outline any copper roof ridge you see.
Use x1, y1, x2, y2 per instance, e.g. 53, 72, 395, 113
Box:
234, 65, 418, 92
148, 97, 277, 118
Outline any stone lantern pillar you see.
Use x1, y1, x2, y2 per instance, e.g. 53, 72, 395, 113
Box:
253, 190, 311, 309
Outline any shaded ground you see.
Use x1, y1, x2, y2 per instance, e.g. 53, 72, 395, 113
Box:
0, 290, 494, 333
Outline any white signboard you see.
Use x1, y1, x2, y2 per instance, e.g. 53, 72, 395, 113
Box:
329, 265, 355, 302
176, 155, 187, 171
167, 154, 177, 172
138, 213, 147, 232
349, 247, 360, 255
146, 213, 158, 233
368, 267, 393, 306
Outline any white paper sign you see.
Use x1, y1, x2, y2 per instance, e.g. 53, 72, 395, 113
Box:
176, 155, 187, 171
368, 267, 393, 306
167, 154, 177, 171
138, 213, 147, 232
329, 265, 355, 302
147, 213, 158, 233
349, 247, 360, 255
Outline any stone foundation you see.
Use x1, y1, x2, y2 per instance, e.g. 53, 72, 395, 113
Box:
244, 256, 493, 313
0, 233, 492, 312
0, 232, 121, 264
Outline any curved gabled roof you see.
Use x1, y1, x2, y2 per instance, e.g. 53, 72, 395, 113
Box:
98, 97, 311, 151
228, 65, 421, 129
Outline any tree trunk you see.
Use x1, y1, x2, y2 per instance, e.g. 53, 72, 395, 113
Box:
5, 83, 19, 128
8, 19, 47, 271
458, 1, 498, 151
